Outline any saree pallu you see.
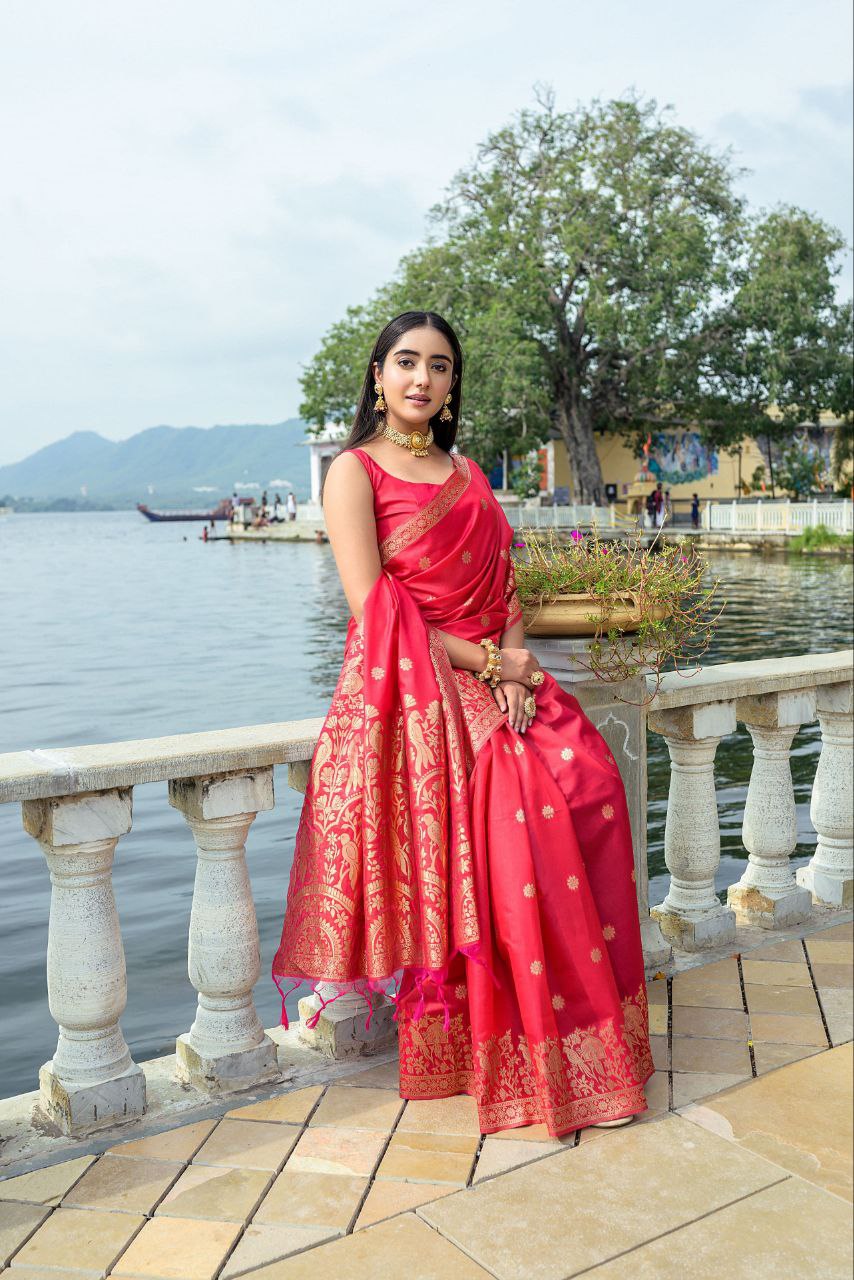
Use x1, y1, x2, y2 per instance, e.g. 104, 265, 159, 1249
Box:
272, 448, 654, 1136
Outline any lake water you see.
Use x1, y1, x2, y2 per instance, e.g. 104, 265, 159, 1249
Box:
1, 511, 851, 1098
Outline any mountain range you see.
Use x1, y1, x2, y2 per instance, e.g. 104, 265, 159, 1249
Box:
0, 419, 314, 508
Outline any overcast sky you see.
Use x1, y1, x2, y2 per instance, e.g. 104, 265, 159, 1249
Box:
0, 0, 851, 466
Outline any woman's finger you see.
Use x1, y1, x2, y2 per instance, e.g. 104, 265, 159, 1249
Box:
494, 686, 508, 713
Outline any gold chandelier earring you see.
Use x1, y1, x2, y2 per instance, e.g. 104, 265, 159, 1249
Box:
439, 393, 453, 423
373, 382, 386, 413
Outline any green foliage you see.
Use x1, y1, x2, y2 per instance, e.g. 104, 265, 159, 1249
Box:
513, 525, 724, 700
508, 454, 543, 499
299, 87, 852, 500
788, 523, 854, 554
775, 434, 828, 498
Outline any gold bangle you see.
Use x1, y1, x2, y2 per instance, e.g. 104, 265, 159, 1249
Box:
475, 638, 502, 687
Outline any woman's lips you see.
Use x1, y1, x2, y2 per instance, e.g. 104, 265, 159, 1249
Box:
407, 396, 430, 403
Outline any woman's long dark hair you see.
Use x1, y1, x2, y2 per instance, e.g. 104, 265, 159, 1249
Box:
343, 309, 463, 451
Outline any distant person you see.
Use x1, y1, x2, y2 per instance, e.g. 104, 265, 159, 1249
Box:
690, 492, 700, 529
663, 489, 672, 523
653, 483, 664, 528
287, 491, 297, 522
644, 491, 656, 529
272, 492, 285, 523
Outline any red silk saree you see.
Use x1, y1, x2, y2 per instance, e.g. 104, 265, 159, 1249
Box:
272, 447, 654, 1136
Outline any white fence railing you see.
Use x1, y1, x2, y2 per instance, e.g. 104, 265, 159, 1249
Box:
704, 499, 853, 535
1, 649, 851, 1135
505, 503, 616, 529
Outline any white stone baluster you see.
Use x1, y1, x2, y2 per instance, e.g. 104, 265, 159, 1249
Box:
797, 680, 854, 908
727, 690, 815, 927
21, 789, 145, 1134
648, 701, 738, 950
168, 769, 278, 1091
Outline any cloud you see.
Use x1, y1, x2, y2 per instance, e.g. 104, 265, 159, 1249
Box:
0, 0, 851, 465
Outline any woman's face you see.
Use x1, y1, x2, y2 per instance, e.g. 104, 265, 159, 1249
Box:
373, 326, 456, 431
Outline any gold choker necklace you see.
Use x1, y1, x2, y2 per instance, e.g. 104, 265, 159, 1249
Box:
379, 422, 434, 457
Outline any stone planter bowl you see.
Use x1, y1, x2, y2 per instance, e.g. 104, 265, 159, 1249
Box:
522, 592, 669, 637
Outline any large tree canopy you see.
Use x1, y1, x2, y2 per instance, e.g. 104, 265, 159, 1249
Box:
300, 88, 853, 502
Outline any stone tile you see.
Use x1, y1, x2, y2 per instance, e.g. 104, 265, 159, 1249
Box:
110, 1121, 218, 1164
417, 1114, 785, 1279
376, 1131, 478, 1185
155, 1166, 270, 1222
746, 938, 807, 963
671, 1072, 749, 1108
740, 959, 812, 987
285, 1126, 386, 1177
583, 1176, 852, 1278
220, 1224, 339, 1277
338, 1060, 401, 1090
743, 982, 821, 1016
354, 1180, 455, 1229
396, 1095, 482, 1136
473, 1137, 560, 1182
812, 921, 853, 943
0, 1157, 95, 1206
671, 968, 743, 1009
9, 1268, 101, 1280
308, 1085, 403, 1131
14, 1207, 145, 1275
244, 1212, 492, 1278
191, 1120, 300, 1171
752, 1043, 824, 1075
227, 1086, 323, 1125
671, 1005, 749, 1040
254, 1170, 367, 1230
643, 1070, 670, 1114
486, 1122, 562, 1143
647, 1003, 667, 1035
679, 1042, 852, 1201
111, 1215, 242, 1280
61, 1155, 183, 1215
805, 938, 853, 965
812, 962, 854, 989
671, 1037, 752, 1076
645, 979, 668, 1005
649, 1035, 668, 1070
0, 1201, 51, 1266
750, 1011, 828, 1046
818, 987, 854, 1046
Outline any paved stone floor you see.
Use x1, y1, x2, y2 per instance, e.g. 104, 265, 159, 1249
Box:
1, 920, 851, 1279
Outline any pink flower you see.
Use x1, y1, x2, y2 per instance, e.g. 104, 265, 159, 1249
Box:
570, 529, 583, 543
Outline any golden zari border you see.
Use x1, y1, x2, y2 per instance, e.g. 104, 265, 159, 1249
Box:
379, 454, 471, 564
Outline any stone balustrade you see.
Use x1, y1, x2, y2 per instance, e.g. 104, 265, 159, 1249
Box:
645, 651, 853, 951
1, 650, 851, 1136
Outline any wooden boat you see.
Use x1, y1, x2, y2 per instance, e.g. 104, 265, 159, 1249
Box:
137, 498, 236, 523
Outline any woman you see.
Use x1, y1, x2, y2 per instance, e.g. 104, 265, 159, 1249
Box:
272, 311, 654, 1137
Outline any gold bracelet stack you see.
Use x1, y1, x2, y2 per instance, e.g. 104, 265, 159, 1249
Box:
475, 638, 502, 688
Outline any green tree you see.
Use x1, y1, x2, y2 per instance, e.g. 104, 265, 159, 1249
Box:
300, 88, 853, 503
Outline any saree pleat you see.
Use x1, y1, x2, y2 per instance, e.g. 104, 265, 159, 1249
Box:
272, 447, 654, 1137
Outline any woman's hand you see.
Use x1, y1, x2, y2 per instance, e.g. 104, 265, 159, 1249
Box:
498, 646, 542, 689
492, 679, 535, 734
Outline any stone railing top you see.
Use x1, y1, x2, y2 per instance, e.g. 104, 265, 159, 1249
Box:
0, 719, 325, 805
645, 649, 853, 711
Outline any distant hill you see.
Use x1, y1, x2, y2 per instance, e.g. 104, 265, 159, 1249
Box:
0, 419, 314, 508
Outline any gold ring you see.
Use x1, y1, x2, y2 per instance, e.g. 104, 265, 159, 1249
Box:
524, 695, 536, 718
530, 670, 545, 687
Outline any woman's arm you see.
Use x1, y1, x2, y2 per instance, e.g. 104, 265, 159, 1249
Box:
322, 453, 383, 623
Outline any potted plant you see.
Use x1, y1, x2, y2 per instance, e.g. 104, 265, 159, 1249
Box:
514, 524, 724, 703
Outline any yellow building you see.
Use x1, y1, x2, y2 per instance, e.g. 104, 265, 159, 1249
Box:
532, 414, 847, 511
